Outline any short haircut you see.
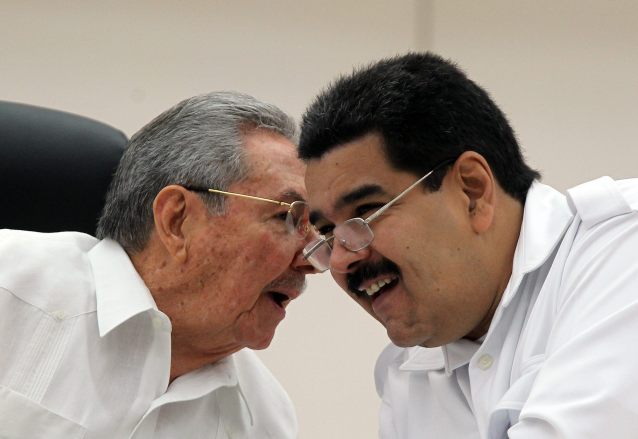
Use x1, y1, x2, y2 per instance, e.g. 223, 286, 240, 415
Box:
299, 52, 539, 202
96, 91, 298, 252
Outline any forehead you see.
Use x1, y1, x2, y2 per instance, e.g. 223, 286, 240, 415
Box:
305, 132, 409, 216
233, 128, 307, 200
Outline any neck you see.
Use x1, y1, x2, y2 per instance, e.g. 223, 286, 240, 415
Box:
168, 340, 242, 382
467, 193, 524, 340
129, 240, 242, 382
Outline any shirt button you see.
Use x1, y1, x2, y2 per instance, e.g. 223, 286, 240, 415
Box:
477, 354, 494, 370
51, 310, 66, 320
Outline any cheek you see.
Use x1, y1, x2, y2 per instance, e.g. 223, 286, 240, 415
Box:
219, 227, 278, 269
246, 230, 297, 280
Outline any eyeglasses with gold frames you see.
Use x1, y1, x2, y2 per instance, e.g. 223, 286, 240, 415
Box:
184, 186, 311, 238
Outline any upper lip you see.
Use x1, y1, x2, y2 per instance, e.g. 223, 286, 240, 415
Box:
274, 289, 301, 301
269, 289, 301, 308
264, 270, 305, 306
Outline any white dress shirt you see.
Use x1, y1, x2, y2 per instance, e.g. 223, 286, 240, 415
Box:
0, 232, 297, 438
375, 177, 638, 439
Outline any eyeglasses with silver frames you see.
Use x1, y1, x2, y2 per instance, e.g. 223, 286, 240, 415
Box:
302, 159, 454, 272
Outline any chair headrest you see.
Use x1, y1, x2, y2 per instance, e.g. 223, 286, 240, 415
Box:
0, 101, 127, 235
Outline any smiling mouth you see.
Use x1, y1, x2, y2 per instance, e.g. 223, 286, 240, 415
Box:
358, 275, 399, 299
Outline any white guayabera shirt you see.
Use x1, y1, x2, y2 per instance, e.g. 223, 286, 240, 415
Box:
0, 233, 297, 439
375, 177, 638, 439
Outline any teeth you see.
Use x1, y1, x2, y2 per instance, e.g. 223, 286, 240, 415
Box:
360, 277, 396, 296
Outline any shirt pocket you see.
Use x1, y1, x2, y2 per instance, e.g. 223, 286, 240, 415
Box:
0, 386, 87, 439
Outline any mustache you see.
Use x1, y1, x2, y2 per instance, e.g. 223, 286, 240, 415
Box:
265, 271, 307, 294
347, 258, 400, 298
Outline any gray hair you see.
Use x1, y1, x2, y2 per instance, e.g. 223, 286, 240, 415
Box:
96, 91, 298, 253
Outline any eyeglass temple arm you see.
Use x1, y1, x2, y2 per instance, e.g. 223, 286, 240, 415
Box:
206, 188, 291, 207
364, 169, 435, 224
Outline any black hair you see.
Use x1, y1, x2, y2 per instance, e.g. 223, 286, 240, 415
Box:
299, 52, 539, 202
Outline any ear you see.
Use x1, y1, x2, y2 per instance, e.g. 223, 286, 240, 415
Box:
152, 185, 202, 263
453, 151, 495, 234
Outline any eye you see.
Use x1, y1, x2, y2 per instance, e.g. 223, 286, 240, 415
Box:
274, 211, 289, 222
356, 203, 384, 218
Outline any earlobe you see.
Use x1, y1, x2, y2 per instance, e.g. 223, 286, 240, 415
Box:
455, 152, 495, 234
153, 185, 192, 263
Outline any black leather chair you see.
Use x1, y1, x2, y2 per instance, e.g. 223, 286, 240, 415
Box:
0, 101, 127, 235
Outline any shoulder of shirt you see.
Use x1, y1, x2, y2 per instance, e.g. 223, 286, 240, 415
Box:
567, 177, 638, 229
563, 178, 638, 252
547, 177, 638, 306
0, 229, 100, 316
615, 178, 638, 207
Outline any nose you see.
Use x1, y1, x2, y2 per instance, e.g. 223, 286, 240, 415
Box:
329, 239, 371, 274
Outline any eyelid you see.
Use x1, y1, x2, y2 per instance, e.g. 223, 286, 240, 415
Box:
356, 202, 385, 218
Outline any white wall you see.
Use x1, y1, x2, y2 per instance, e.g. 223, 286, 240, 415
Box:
429, 0, 638, 191
2, 1, 638, 438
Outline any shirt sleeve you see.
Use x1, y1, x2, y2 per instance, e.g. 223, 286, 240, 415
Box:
509, 211, 638, 438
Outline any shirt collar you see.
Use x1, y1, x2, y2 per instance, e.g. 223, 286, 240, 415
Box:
88, 238, 159, 337
135, 354, 254, 430
500, 180, 574, 307
398, 346, 445, 371
398, 338, 482, 374
162, 356, 240, 402
442, 338, 483, 375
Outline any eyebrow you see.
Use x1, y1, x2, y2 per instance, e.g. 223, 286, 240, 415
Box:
279, 190, 306, 203
309, 184, 386, 224
336, 184, 385, 210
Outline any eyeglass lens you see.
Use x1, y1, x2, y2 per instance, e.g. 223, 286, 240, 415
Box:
337, 218, 374, 251
303, 219, 373, 272
303, 238, 332, 272
286, 201, 310, 237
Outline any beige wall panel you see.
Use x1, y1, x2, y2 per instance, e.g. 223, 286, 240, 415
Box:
429, 0, 638, 190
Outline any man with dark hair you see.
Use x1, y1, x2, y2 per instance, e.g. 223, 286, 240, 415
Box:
0, 92, 315, 438
300, 53, 638, 438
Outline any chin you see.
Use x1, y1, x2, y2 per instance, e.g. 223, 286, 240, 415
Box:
245, 333, 276, 350
387, 332, 418, 348
387, 326, 432, 348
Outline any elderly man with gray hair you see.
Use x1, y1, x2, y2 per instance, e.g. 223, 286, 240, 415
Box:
0, 92, 316, 438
